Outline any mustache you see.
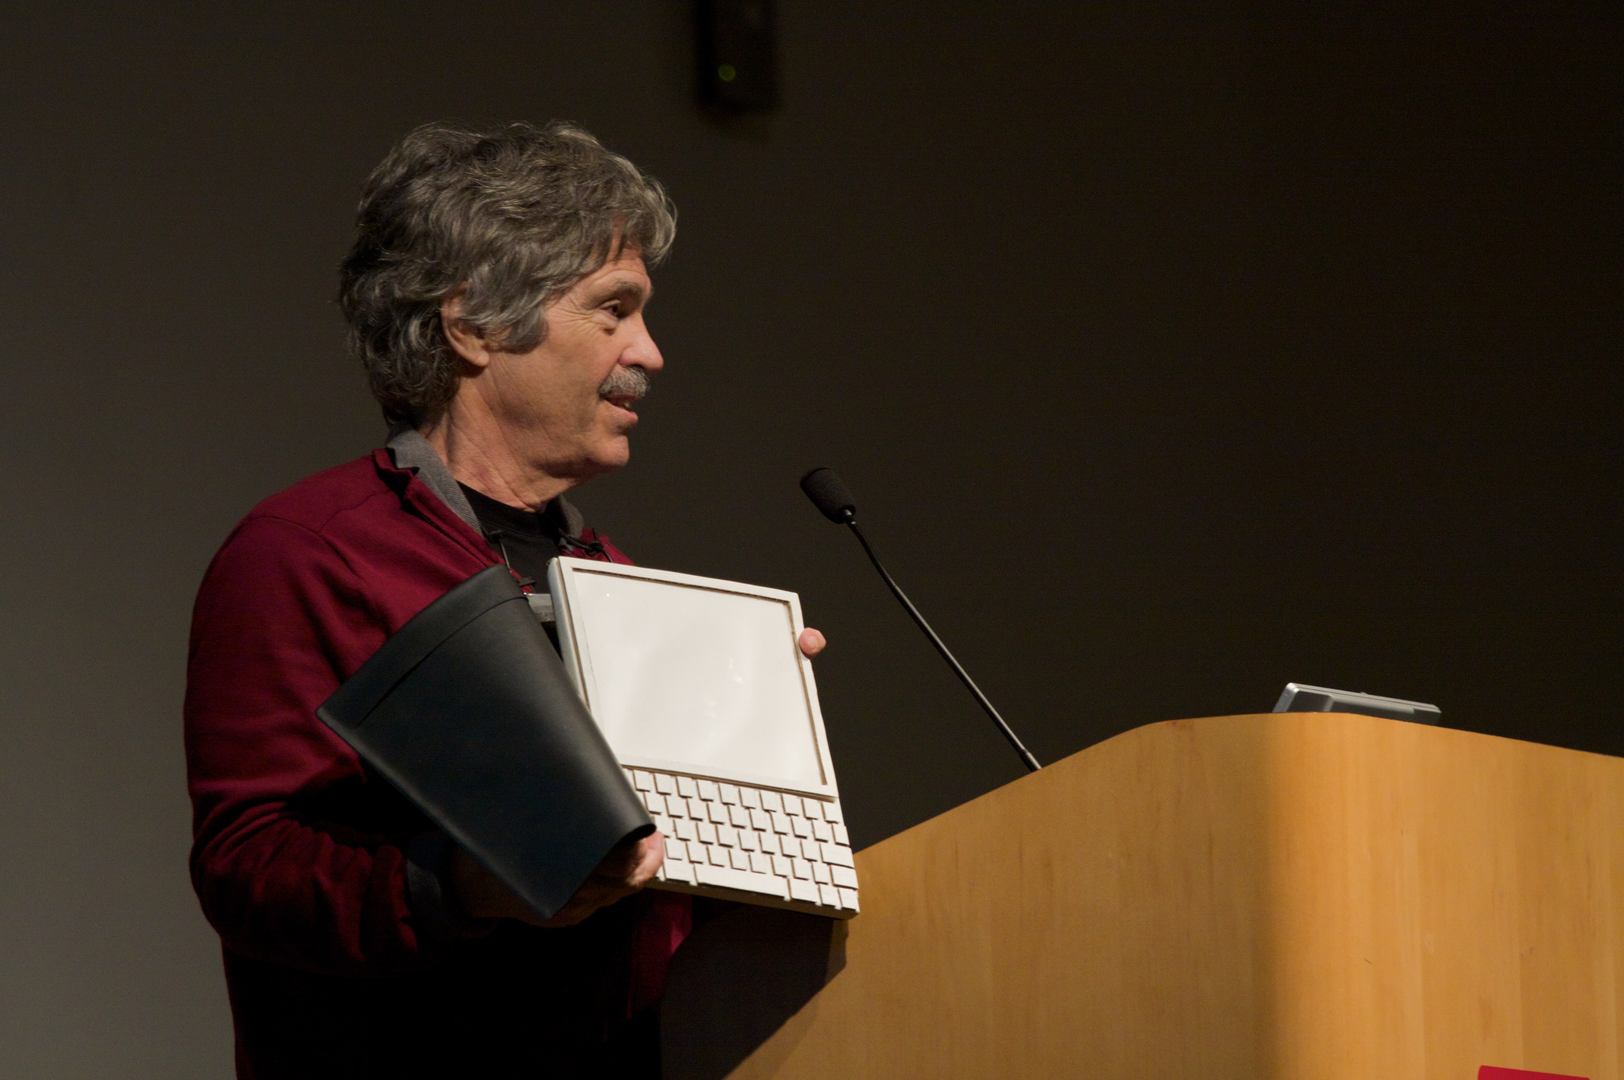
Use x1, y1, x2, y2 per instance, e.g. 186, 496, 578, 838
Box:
598, 366, 652, 400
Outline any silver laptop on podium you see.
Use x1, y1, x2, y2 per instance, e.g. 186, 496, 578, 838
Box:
543, 556, 858, 919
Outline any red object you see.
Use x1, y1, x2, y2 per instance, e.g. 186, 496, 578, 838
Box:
1479, 1067, 1590, 1080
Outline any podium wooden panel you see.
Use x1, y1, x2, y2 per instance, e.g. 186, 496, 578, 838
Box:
662, 713, 1623, 1079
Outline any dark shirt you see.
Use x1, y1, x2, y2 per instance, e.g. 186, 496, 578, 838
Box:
459, 484, 566, 589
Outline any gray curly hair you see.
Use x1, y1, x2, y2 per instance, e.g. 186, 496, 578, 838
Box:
338, 120, 677, 428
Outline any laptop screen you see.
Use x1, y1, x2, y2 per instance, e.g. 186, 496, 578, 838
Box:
548, 559, 835, 797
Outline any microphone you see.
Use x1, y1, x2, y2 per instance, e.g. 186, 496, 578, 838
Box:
799, 467, 1041, 774
800, 467, 856, 524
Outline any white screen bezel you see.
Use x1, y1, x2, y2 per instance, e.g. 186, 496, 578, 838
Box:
547, 557, 838, 798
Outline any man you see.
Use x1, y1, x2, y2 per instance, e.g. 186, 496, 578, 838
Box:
184, 121, 822, 1076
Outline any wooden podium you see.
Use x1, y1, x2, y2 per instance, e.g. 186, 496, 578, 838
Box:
661, 713, 1623, 1079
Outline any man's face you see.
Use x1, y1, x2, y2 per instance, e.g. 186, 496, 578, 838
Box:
478, 248, 662, 484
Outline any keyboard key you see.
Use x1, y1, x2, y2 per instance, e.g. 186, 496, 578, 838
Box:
665, 798, 686, 820
837, 887, 859, 911
789, 878, 819, 904
730, 849, 750, 871
821, 843, 854, 867
771, 855, 791, 877
716, 826, 737, 848
822, 801, 842, 824
693, 861, 790, 900
749, 852, 770, 875
760, 790, 783, 813
631, 769, 654, 791
677, 776, 697, 797
791, 818, 812, 839
737, 830, 759, 852
812, 862, 831, 885
708, 847, 731, 867
687, 797, 706, 819
654, 773, 677, 795
803, 799, 825, 822
818, 883, 840, 907
664, 838, 687, 861
760, 832, 780, 855
644, 793, 665, 816
812, 819, 832, 843
698, 779, 719, 801
833, 823, 850, 845
800, 838, 821, 861
749, 808, 771, 831
674, 818, 697, 841
698, 821, 717, 845
719, 782, 740, 804
831, 865, 858, 889
741, 787, 761, 810
792, 858, 812, 880
728, 805, 750, 829
770, 812, 790, 835
707, 803, 728, 824
780, 794, 801, 817
687, 840, 706, 862
663, 860, 696, 886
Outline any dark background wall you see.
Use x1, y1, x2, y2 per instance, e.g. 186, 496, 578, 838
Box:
3, 4, 1617, 1074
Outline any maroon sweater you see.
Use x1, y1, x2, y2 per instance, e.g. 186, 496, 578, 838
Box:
185, 448, 678, 1076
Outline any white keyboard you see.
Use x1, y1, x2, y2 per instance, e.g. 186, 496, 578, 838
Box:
626, 766, 859, 918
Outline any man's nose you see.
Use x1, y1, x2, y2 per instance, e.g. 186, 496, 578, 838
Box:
624, 316, 663, 373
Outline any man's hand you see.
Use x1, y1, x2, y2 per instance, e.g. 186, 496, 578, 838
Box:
798, 627, 827, 658
450, 830, 665, 927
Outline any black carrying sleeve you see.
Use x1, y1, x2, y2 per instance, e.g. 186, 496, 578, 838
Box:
318, 564, 653, 921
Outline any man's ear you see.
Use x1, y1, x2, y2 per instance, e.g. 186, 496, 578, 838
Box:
440, 294, 493, 370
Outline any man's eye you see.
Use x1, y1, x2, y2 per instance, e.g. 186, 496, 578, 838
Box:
602, 302, 623, 318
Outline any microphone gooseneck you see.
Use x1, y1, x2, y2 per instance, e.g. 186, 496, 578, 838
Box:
799, 467, 1041, 774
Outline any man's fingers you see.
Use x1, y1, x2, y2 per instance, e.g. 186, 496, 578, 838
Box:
587, 831, 665, 891
627, 831, 664, 886
798, 626, 827, 658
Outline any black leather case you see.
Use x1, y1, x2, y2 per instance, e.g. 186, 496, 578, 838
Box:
318, 565, 652, 920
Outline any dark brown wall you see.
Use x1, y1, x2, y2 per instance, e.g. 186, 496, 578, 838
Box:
3, 4, 1617, 1074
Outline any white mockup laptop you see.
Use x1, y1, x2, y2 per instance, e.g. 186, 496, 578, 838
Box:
544, 557, 858, 918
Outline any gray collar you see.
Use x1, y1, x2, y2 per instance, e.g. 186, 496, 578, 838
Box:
385, 427, 586, 536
